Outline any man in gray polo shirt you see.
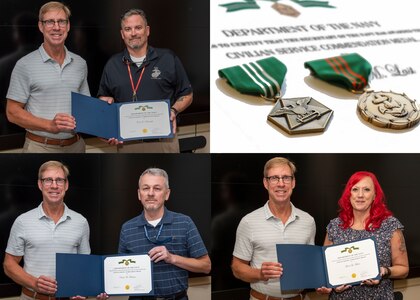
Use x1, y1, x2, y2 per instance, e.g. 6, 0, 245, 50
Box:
3, 161, 103, 300
232, 157, 316, 300
6, 1, 89, 153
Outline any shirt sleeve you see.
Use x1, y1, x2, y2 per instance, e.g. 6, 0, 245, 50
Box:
186, 217, 208, 258
6, 60, 31, 103
5, 217, 26, 256
232, 217, 253, 261
173, 55, 193, 99
78, 218, 91, 254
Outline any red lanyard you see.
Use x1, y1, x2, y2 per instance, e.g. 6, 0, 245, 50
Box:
127, 64, 146, 101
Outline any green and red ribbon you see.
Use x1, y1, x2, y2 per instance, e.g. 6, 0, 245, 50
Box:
304, 53, 372, 92
218, 57, 287, 99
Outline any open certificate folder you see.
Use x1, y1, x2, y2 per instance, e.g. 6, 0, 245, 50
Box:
276, 237, 380, 291
71, 92, 173, 141
56, 253, 153, 297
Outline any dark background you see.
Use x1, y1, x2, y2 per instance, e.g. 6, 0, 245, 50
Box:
0, 0, 209, 150
211, 154, 420, 299
0, 153, 211, 297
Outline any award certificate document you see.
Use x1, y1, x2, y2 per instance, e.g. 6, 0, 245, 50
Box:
276, 237, 379, 290
211, 0, 420, 152
71, 92, 173, 141
56, 253, 153, 297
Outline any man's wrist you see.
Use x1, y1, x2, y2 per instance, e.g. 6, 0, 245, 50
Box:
171, 107, 179, 116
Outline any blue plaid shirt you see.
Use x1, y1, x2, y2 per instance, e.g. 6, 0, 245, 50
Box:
118, 207, 208, 296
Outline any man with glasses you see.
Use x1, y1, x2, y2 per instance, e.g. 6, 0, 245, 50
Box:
232, 157, 316, 300
3, 161, 106, 300
6, 1, 89, 152
118, 168, 211, 299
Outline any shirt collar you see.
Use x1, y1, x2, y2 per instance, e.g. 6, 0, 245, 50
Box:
37, 202, 70, 221
137, 206, 174, 226
39, 44, 72, 64
263, 200, 300, 221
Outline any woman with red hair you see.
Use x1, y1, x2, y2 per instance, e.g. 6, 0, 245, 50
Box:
317, 171, 409, 299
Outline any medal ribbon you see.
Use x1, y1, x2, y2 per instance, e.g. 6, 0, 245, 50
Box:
218, 56, 287, 99
304, 53, 371, 92
127, 64, 146, 101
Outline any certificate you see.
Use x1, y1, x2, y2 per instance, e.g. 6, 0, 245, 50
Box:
71, 92, 174, 141
56, 253, 153, 297
276, 238, 380, 291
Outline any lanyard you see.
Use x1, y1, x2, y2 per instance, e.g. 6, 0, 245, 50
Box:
127, 63, 146, 101
143, 224, 172, 245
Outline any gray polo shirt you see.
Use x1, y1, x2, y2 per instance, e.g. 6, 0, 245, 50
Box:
7, 44, 90, 139
5, 203, 90, 279
233, 201, 316, 298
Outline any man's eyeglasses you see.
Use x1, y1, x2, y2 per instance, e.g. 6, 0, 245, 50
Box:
40, 177, 67, 187
41, 19, 69, 28
144, 224, 172, 245
265, 175, 294, 184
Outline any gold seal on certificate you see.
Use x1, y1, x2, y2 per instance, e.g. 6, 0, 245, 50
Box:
267, 97, 333, 134
357, 91, 420, 129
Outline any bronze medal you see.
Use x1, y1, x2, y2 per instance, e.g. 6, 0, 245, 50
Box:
272, 3, 300, 17
268, 97, 333, 134
357, 91, 420, 129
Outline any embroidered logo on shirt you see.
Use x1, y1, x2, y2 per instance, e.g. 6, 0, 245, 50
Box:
151, 67, 162, 79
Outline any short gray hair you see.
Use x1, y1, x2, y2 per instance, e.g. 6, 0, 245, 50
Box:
139, 168, 169, 188
120, 8, 148, 28
39, 1, 71, 21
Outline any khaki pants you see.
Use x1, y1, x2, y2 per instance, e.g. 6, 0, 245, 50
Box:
22, 137, 86, 153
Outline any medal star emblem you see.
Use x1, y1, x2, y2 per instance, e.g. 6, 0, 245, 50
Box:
267, 97, 333, 134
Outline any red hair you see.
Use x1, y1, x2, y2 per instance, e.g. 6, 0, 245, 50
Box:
338, 171, 392, 231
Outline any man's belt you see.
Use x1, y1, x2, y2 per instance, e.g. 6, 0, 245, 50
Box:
251, 289, 303, 300
137, 290, 187, 300
26, 132, 80, 146
22, 287, 69, 300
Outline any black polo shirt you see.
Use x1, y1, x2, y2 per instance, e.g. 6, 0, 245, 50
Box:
97, 46, 192, 104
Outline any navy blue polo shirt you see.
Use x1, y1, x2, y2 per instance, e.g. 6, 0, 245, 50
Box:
118, 207, 208, 296
97, 47, 192, 103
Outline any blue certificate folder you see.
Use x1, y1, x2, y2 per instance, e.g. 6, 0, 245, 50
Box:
71, 92, 173, 141
276, 237, 380, 291
56, 253, 154, 297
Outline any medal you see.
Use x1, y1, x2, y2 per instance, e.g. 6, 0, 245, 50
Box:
272, 3, 300, 17
268, 97, 333, 134
357, 91, 420, 129
219, 56, 333, 134
304, 53, 420, 129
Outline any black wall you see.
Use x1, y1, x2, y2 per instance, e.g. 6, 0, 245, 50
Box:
0, 154, 211, 297
0, 0, 209, 148
211, 154, 420, 297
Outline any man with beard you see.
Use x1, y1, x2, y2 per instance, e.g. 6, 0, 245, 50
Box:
97, 9, 193, 153
118, 168, 211, 299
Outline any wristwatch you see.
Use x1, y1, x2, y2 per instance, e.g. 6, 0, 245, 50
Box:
171, 107, 179, 116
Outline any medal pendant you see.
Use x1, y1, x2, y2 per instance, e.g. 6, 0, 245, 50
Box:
272, 3, 300, 17
357, 91, 420, 129
267, 96, 333, 134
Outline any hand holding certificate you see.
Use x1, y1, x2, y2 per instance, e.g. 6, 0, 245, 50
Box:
276, 238, 380, 291
56, 253, 153, 297
71, 92, 174, 141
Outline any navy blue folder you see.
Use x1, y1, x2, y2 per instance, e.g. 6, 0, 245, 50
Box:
276, 237, 380, 291
71, 92, 173, 141
56, 253, 153, 297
